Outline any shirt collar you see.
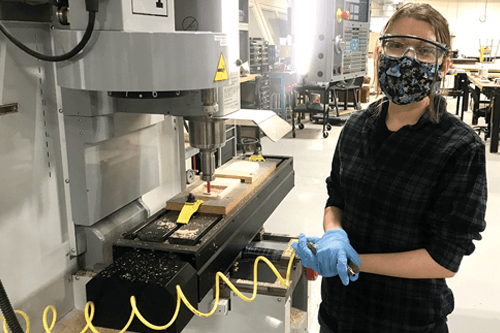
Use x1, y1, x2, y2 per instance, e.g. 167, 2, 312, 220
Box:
366, 96, 447, 131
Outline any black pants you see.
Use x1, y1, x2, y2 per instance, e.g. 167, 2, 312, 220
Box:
318, 312, 449, 333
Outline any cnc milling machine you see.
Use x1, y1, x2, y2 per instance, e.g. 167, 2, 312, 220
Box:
0, 1, 307, 333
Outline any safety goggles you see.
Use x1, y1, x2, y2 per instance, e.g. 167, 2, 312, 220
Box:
379, 34, 450, 64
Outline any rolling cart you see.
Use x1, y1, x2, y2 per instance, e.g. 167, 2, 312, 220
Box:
291, 83, 332, 138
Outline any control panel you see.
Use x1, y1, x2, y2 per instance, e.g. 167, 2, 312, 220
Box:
345, 0, 369, 22
341, 24, 369, 76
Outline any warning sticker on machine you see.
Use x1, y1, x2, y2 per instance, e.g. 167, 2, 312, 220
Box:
214, 53, 229, 82
214, 35, 228, 46
223, 71, 241, 113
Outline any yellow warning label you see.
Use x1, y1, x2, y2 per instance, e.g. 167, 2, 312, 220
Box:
214, 53, 229, 82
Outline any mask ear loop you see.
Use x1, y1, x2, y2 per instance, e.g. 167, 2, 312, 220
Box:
429, 54, 447, 122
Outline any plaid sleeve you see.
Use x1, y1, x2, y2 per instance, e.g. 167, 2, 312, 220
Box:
325, 133, 345, 210
425, 141, 487, 273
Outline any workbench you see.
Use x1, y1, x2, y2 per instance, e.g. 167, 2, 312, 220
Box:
446, 70, 469, 119
451, 63, 500, 76
240, 74, 261, 83
467, 75, 500, 153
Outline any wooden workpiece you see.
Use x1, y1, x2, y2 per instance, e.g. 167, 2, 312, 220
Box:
166, 159, 278, 215
214, 160, 260, 183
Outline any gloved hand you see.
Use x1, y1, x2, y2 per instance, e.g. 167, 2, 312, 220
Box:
292, 233, 321, 272
292, 229, 361, 286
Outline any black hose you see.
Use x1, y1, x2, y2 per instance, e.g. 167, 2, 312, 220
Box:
0, 11, 96, 62
0, 279, 24, 333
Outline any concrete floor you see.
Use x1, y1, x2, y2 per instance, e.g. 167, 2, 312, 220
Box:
262, 97, 500, 333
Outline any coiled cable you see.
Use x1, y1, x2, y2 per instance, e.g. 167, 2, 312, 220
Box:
0, 279, 26, 333
0, 280, 25, 333
0, 0, 99, 62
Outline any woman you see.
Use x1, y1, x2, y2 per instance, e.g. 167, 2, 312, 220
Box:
292, 3, 487, 333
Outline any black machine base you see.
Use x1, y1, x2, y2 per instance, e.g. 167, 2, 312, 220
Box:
86, 249, 198, 333
85, 156, 295, 333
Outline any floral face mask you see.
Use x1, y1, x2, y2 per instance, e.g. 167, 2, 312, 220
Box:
378, 55, 442, 105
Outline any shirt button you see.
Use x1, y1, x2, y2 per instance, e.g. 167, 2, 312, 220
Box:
371, 165, 377, 171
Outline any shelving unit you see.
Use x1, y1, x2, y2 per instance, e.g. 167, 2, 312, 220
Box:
249, 37, 270, 74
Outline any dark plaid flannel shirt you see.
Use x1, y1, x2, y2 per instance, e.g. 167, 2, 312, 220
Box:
321, 97, 487, 333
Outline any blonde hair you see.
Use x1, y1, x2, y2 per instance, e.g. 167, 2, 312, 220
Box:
374, 3, 451, 122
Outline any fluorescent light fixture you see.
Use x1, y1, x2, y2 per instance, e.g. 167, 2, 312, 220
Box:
292, 0, 317, 76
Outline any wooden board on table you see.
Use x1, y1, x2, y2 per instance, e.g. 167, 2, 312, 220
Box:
240, 74, 261, 83
451, 63, 500, 74
214, 160, 260, 183
166, 159, 278, 215
468, 75, 500, 89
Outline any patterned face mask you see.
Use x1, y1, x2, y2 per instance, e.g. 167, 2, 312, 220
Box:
378, 55, 442, 105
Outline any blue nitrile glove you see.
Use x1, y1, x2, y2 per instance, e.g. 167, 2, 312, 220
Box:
291, 230, 361, 285
292, 233, 320, 272
313, 228, 361, 285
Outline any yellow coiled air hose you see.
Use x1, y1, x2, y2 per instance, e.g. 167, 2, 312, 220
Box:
1, 252, 296, 333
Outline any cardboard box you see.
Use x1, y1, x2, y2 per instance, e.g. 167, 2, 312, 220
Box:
337, 83, 371, 104
337, 90, 360, 103
360, 85, 370, 103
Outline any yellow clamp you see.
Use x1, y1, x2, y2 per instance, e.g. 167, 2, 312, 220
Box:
177, 199, 204, 224
249, 154, 265, 162
480, 47, 486, 62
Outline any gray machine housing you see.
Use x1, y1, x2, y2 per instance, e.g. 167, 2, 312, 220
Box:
303, 0, 371, 83
0, 1, 303, 333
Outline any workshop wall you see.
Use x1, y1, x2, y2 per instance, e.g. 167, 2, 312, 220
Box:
367, 0, 499, 88
413, 0, 500, 57
370, 0, 500, 58
248, 0, 288, 43
251, 0, 499, 59
255, 0, 288, 9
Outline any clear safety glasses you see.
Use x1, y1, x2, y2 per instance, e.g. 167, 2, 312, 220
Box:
379, 34, 450, 64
